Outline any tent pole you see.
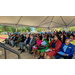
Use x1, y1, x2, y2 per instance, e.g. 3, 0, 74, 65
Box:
65, 25, 68, 32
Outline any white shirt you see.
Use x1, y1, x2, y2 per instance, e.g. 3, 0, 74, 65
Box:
24, 38, 28, 43
29, 38, 33, 45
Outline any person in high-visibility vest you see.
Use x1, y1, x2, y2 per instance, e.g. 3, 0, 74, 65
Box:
69, 35, 75, 46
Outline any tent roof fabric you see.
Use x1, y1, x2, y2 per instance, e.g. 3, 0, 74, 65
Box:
0, 16, 75, 28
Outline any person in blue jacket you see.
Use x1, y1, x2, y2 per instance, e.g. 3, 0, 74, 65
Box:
55, 39, 74, 59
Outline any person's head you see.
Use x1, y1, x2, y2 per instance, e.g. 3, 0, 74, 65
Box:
58, 33, 61, 36
30, 34, 34, 39
40, 34, 42, 36
65, 39, 70, 45
45, 34, 47, 35
22, 34, 23, 36
19, 33, 20, 36
14, 34, 16, 36
61, 35, 63, 39
26, 34, 29, 38
44, 36, 47, 40
64, 33, 66, 36
18, 35, 20, 38
70, 35, 73, 40
36, 36, 40, 40
53, 35, 58, 41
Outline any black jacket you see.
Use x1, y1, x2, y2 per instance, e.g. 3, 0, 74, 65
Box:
21, 36, 26, 42
14, 37, 18, 41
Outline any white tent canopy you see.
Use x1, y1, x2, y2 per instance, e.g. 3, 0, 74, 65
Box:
0, 16, 75, 29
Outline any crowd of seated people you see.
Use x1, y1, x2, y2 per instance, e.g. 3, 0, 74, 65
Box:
5, 30, 75, 59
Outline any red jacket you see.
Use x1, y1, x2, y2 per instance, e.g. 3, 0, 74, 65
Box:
49, 40, 62, 52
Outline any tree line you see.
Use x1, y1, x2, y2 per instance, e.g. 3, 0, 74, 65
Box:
0, 25, 75, 33
0, 25, 31, 33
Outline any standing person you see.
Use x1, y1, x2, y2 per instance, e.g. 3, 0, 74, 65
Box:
44, 35, 62, 59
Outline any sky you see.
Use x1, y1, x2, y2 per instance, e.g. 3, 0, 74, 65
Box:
30, 27, 33, 31
23, 27, 33, 31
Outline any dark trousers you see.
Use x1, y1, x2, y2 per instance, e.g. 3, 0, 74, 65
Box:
27, 46, 32, 52
14, 41, 19, 46
55, 54, 73, 59
5, 39, 9, 44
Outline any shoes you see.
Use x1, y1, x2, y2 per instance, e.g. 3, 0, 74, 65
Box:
18, 48, 21, 51
38, 57, 40, 59
29, 52, 33, 54
41, 57, 44, 59
20, 49, 25, 53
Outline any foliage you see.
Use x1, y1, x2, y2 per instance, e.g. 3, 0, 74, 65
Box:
17, 27, 31, 32
0, 25, 31, 33
68, 27, 75, 31
35, 28, 42, 32
0, 25, 75, 33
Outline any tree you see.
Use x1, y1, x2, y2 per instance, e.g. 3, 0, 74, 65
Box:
3, 25, 7, 31
69, 27, 75, 31
35, 28, 42, 32
17, 27, 31, 33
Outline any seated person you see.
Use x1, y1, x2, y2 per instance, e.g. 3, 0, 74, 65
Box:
9, 34, 13, 45
12, 35, 18, 47
18, 34, 30, 53
39, 34, 42, 40
37, 36, 49, 59
32, 36, 42, 57
73, 33, 75, 39
10, 34, 16, 46
21, 34, 26, 42
26, 34, 36, 54
64, 34, 67, 39
69, 35, 75, 51
5, 34, 11, 44
69, 35, 75, 46
60, 35, 66, 43
44, 35, 62, 59
55, 39, 74, 59
14, 35, 21, 47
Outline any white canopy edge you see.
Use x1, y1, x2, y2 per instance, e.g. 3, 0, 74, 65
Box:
0, 16, 75, 29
